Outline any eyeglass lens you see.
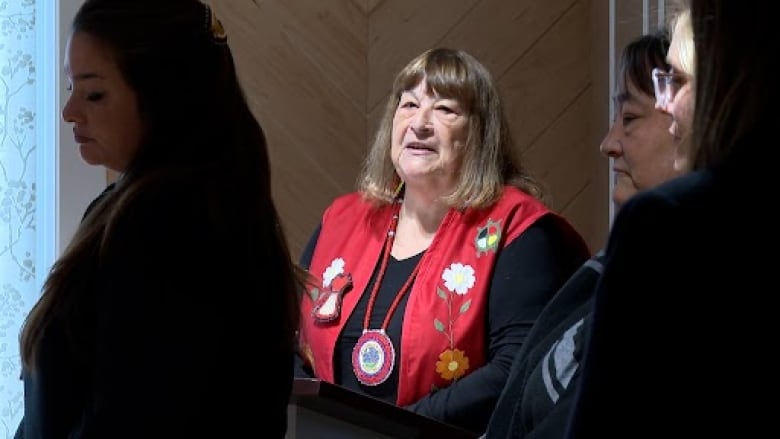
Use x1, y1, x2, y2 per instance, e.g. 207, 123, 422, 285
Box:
652, 68, 674, 108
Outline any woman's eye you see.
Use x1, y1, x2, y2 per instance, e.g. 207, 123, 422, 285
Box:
86, 92, 105, 102
397, 97, 417, 109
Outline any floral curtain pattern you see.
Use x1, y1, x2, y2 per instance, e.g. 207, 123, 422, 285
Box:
0, 0, 36, 437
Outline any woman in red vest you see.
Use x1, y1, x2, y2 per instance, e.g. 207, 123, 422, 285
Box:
295, 48, 590, 434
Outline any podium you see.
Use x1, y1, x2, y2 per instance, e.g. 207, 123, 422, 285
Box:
286, 378, 480, 438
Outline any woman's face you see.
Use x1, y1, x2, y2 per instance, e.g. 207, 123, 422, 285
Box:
390, 79, 468, 194
601, 76, 679, 209
62, 31, 143, 173
661, 26, 695, 172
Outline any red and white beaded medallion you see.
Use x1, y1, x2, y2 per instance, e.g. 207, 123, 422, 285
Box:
352, 329, 395, 386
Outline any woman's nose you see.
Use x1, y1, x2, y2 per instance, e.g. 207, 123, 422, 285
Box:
600, 124, 622, 158
411, 109, 432, 134
61, 95, 80, 124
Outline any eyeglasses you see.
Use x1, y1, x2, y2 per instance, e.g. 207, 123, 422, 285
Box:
652, 67, 683, 109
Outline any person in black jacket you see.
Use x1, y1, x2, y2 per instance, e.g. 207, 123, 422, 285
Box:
483, 29, 682, 439
15, 1, 303, 437
566, 0, 777, 436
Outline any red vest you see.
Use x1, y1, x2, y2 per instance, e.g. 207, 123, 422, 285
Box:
299, 187, 569, 405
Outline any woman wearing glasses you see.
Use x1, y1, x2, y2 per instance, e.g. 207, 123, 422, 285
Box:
652, 4, 696, 171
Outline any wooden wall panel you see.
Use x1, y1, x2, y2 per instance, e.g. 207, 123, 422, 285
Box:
367, 0, 480, 110
209, 0, 608, 259
524, 88, 595, 226
501, 1, 588, 152
211, 0, 367, 252
442, 0, 577, 81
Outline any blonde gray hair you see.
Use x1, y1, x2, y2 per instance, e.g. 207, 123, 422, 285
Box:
357, 48, 544, 209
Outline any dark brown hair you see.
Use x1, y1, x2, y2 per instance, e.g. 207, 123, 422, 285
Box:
619, 30, 671, 98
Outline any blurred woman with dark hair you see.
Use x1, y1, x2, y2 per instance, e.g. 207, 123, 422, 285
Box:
16, 1, 302, 437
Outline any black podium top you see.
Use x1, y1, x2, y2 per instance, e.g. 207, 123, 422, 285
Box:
291, 378, 480, 439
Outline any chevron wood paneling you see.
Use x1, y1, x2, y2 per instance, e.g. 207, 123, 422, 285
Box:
211, 0, 368, 255
367, 0, 480, 110
209, 0, 609, 258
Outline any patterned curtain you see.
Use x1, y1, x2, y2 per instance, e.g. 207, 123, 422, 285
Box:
0, 1, 37, 437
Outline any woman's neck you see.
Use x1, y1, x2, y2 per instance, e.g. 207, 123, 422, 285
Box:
391, 194, 449, 260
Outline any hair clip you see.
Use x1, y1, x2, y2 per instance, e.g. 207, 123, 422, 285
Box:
203, 3, 228, 44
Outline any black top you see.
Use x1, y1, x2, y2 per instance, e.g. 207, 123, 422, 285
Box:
484, 254, 604, 438
17, 179, 294, 438
296, 214, 587, 433
567, 152, 773, 437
